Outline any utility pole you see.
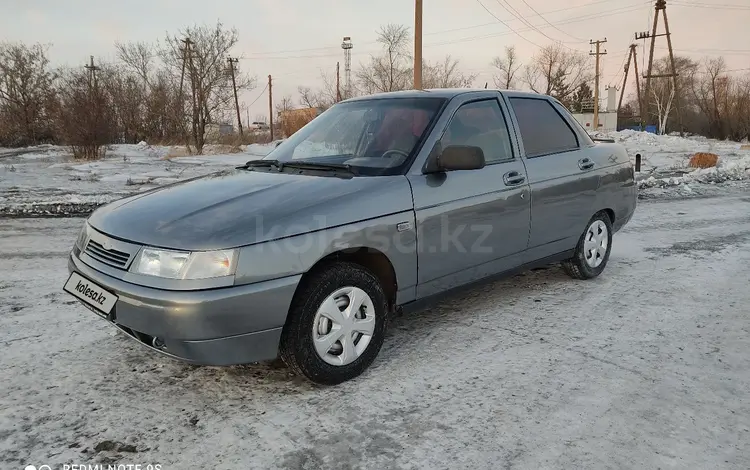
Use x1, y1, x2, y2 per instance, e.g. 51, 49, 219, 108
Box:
84, 56, 101, 155
336, 62, 341, 102
590, 38, 607, 131
414, 0, 423, 89
639, 0, 683, 135
268, 74, 274, 141
84, 55, 100, 92
227, 57, 243, 135
178, 42, 187, 106
177, 38, 193, 151
181, 37, 199, 148
618, 44, 643, 122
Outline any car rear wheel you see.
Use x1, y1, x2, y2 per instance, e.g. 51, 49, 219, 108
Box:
561, 212, 613, 280
279, 261, 388, 385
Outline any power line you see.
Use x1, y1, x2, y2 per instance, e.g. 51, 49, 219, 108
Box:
472, 0, 543, 49
513, 0, 588, 42
655, 46, 750, 55
492, 0, 580, 46
427, 4, 648, 46
670, 1, 750, 10
608, 49, 632, 87
242, 0, 630, 57
246, 83, 269, 108
241, 3, 647, 61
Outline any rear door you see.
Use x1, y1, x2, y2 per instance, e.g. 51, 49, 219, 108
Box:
505, 96, 599, 259
408, 94, 531, 298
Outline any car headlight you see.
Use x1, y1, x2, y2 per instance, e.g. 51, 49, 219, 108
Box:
131, 248, 238, 280
74, 223, 89, 250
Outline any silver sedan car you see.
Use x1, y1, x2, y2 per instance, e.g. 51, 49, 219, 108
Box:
65, 89, 637, 385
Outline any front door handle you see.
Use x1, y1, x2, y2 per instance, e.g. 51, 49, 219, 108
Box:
578, 158, 595, 170
503, 171, 526, 186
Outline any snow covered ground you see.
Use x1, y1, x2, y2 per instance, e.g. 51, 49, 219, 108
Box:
604, 130, 750, 197
1, 131, 749, 216
0, 141, 278, 216
2, 194, 750, 468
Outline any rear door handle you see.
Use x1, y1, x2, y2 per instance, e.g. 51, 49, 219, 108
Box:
503, 171, 526, 186
578, 158, 595, 170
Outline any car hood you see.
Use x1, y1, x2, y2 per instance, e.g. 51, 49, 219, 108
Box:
87, 168, 414, 251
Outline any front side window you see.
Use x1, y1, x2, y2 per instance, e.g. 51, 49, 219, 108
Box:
441, 99, 514, 164
267, 97, 446, 176
509, 97, 579, 158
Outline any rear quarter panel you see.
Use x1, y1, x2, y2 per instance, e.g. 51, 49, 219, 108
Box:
589, 142, 637, 231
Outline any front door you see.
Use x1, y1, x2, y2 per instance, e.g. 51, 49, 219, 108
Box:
408, 96, 531, 299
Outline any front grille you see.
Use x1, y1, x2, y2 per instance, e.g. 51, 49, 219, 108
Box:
85, 239, 131, 268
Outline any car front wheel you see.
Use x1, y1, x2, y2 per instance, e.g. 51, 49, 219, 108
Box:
279, 261, 388, 385
561, 212, 613, 280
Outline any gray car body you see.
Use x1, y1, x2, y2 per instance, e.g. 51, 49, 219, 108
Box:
68, 89, 637, 365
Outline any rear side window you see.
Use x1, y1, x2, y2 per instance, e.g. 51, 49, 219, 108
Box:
509, 97, 579, 158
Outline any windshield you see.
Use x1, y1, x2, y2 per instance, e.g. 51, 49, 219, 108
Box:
265, 97, 447, 176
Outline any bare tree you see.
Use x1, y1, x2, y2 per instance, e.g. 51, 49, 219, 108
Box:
0, 42, 55, 146
318, 70, 341, 106
276, 95, 311, 137
727, 75, 750, 141
690, 57, 727, 139
689, 59, 750, 141
524, 44, 591, 107
133, 69, 181, 144
275, 95, 295, 117
100, 65, 148, 143
162, 22, 257, 153
356, 24, 412, 94
54, 66, 116, 159
651, 79, 675, 135
422, 55, 477, 88
115, 41, 154, 90
648, 55, 697, 134
297, 85, 323, 109
491, 46, 521, 89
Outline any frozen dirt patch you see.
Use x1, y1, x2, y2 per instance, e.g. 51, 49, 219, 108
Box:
1, 196, 749, 469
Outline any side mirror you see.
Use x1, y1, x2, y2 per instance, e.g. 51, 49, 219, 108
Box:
434, 145, 485, 172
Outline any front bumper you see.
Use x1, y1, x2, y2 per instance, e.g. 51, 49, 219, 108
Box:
67, 251, 301, 365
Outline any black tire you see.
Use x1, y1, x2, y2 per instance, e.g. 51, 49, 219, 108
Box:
561, 212, 613, 280
279, 261, 388, 385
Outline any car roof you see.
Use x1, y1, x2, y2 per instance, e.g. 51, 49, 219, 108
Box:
343, 88, 546, 102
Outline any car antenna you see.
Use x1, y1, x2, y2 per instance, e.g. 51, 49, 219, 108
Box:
484, 82, 488, 89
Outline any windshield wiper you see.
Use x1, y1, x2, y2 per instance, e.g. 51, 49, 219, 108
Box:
241, 159, 284, 171
281, 161, 359, 176
240, 159, 358, 176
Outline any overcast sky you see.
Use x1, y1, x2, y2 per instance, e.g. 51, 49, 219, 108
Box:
2, 0, 748, 121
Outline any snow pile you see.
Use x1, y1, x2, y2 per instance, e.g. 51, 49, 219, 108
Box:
599, 129, 750, 190
638, 156, 750, 189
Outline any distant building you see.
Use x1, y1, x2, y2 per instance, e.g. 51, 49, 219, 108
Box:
278, 107, 323, 124
204, 123, 234, 140
571, 87, 618, 133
